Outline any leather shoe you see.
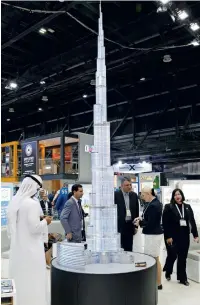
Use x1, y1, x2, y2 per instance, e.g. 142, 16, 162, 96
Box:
180, 280, 189, 286
165, 273, 171, 281
158, 284, 163, 290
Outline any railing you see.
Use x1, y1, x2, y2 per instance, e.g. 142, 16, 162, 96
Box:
39, 158, 78, 175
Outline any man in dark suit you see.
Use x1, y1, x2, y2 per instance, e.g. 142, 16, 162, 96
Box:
115, 177, 139, 251
60, 184, 84, 243
40, 194, 52, 216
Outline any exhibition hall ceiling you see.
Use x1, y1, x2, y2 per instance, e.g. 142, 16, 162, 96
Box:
1, 1, 200, 164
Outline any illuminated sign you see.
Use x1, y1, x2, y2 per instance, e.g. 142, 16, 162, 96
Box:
113, 162, 152, 174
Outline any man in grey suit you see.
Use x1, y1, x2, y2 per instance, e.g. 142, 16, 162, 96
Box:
60, 184, 84, 243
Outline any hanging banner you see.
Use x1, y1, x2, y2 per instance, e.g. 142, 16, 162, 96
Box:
113, 162, 152, 174
21, 141, 38, 175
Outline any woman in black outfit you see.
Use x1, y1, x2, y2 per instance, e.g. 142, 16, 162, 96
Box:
162, 188, 199, 286
134, 187, 163, 290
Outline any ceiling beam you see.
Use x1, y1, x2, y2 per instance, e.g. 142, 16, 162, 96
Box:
1, 3, 76, 50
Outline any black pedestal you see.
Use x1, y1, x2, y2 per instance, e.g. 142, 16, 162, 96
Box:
51, 255, 157, 305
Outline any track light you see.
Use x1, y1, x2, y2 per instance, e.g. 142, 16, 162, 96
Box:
157, 6, 167, 13
83, 94, 88, 98
191, 40, 199, 46
178, 10, 189, 21
140, 77, 146, 81
40, 80, 46, 85
42, 96, 48, 102
190, 22, 200, 32
5, 81, 18, 90
38, 108, 43, 111
39, 28, 47, 34
7, 118, 11, 122
160, 0, 170, 4
163, 54, 172, 63
10, 82, 18, 89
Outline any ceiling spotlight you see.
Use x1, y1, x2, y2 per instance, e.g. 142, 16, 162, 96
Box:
163, 54, 172, 63
160, 0, 170, 5
178, 10, 189, 21
38, 108, 43, 111
90, 80, 95, 86
83, 94, 88, 98
39, 28, 47, 34
140, 77, 146, 81
42, 96, 48, 102
5, 81, 18, 90
9, 108, 14, 113
191, 40, 200, 46
157, 6, 167, 13
190, 22, 200, 32
7, 118, 10, 122
10, 82, 18, 89
40, 80, 46, 85
48, 28, 55, 33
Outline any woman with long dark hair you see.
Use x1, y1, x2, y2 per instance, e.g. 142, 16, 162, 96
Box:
162, 188, 199, 286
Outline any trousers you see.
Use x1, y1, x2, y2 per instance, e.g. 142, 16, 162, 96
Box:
121, 221, 134, 252
163, 234, 190, 281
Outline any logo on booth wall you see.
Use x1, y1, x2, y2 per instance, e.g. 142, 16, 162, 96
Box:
129, 165, 135, 171
25, 144, 33, 157
85, 145, 94, 153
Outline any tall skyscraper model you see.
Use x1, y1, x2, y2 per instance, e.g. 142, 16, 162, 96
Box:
86, 4, 120, 253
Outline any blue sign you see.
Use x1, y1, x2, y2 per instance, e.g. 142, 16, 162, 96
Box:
1, 184, 13, 227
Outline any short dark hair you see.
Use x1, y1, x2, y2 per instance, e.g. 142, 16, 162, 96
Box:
67, 192, 73, 200
121, 177, 131, 185
170, 188, 185, 204
72, 184, 82, 194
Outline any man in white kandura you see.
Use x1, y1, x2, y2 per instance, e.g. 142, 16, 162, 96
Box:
7, 174, 52, 305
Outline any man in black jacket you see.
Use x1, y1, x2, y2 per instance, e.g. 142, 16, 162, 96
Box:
115, 177, 139, 251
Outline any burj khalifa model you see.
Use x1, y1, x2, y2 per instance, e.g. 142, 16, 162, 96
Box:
86, 4, 120, 254
57, 4, 133, 267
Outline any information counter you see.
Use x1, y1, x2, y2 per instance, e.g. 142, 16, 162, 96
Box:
51, 253, 157, 305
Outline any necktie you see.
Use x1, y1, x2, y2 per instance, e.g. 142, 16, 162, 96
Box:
78, 200, 82, 215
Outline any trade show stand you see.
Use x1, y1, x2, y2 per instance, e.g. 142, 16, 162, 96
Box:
51, 253, 157, 305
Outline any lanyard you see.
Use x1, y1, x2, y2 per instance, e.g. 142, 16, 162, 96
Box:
175, 204, 184, 219
142, 198, 156, 218
142, 204, 150, 218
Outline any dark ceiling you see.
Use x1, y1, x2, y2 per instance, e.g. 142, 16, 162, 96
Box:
1, 1, 200, 164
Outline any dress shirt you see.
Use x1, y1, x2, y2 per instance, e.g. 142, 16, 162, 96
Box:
122, 191, 131, 221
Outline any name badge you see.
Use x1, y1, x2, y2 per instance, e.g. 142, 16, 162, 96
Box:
126, 209, 131, 217
180, 219, 187, 227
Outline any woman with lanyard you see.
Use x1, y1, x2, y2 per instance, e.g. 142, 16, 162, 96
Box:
134, 187, 163, 290
162, 188, 199, 286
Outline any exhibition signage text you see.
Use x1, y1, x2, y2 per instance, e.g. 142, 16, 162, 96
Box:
21, 141, 38, 175
113, 162, 152, 174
